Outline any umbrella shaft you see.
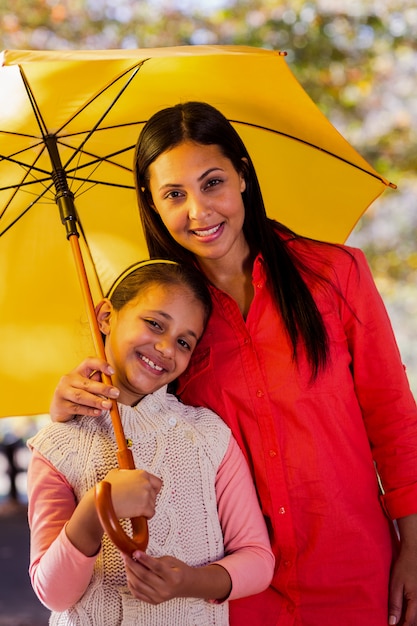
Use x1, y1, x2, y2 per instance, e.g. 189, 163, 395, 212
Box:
45, 135, 79, 238
57, 192, 78, 238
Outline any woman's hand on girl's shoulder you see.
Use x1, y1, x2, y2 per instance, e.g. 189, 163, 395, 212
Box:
49, 357, 120, 422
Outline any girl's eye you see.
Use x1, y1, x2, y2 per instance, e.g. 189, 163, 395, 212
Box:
177, 338, 192, 351
145, 319, 162, 331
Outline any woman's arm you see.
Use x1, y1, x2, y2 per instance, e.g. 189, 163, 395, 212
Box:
341, 249, 417, 625
342, 249, 417, 507
388, 514, 417, 625
49, 357, 120, 422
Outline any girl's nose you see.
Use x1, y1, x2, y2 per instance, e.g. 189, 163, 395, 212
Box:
155, 336, 175, 357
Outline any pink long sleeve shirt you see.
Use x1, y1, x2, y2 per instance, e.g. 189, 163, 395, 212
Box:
176, 240, 417, 626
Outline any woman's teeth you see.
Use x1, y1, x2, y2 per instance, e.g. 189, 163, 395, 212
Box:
193, 224, 221, 237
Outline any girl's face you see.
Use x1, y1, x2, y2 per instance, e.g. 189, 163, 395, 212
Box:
97, 283, 205, 406
148, 141, 249, 268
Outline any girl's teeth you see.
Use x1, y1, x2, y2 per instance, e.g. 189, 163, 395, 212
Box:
140, 355, 163, 371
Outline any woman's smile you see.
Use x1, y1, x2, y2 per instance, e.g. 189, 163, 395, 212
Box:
190, 222, 225, 241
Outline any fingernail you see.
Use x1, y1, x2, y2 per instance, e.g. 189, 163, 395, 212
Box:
109, 388, 120, 398
101, 399, 112, 409
389, 616, 397, 625
107, 366, 115, 375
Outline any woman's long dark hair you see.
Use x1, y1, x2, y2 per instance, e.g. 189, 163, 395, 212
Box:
134, 101, 331, 378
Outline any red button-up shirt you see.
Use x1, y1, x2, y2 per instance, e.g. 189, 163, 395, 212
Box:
177, 240, 417, 625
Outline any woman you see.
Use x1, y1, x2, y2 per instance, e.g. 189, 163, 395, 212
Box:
50, 102, 417, 626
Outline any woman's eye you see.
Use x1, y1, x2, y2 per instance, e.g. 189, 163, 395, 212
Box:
165, 190, 183, 200
204, 178, 222, 190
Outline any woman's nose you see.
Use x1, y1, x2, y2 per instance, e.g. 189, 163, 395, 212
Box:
187, 194, 211, 220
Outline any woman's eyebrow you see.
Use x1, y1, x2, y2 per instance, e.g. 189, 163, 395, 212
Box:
197, 167, 224, 182
159, 167, 224, 190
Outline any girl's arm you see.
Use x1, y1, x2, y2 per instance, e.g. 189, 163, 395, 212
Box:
27, 452, 97, 611
124, 436, 275, 603
212, 435, 275, 599
28, 451, 160, 611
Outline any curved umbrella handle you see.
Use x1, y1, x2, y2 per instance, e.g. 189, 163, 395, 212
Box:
95, 480, 149, 556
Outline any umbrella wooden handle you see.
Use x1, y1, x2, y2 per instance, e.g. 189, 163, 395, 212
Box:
95, 480, 149, 556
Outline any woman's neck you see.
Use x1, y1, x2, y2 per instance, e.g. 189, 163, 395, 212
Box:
198, 247, 255, 318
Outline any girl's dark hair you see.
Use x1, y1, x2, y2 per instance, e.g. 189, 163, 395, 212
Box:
134, 102, 331, 378
108, 260, 212, 329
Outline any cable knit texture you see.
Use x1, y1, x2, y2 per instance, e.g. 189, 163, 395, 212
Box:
29, 386, 231, 625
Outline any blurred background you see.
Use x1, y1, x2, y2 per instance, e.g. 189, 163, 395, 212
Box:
0, 0, 415, 622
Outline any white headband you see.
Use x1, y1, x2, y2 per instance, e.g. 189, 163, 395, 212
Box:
106, 259, 178, 298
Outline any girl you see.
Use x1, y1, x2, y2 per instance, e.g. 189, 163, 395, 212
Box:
28, 260, 274, 626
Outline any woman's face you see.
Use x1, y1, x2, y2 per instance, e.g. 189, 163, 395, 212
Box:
147, 141, 248, 267
98, 283, 205, 406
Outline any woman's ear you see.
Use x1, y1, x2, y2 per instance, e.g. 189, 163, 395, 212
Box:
95, 299, 113, 335
240, 157, 248, 193
141, 186, 158, 213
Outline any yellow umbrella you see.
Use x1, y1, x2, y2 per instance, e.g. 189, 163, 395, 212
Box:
0, 45, 394, 419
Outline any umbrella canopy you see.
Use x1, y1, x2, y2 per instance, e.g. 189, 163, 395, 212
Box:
0, 45, 394, 418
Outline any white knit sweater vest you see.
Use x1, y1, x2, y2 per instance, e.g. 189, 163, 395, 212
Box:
30, 387, 231, 625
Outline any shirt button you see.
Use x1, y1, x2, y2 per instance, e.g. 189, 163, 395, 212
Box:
269, 449, 277, 457
168, 417, 177, 427
284, 560, 292, 567
256, 389, 264, 398
278, 506, 286, 515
